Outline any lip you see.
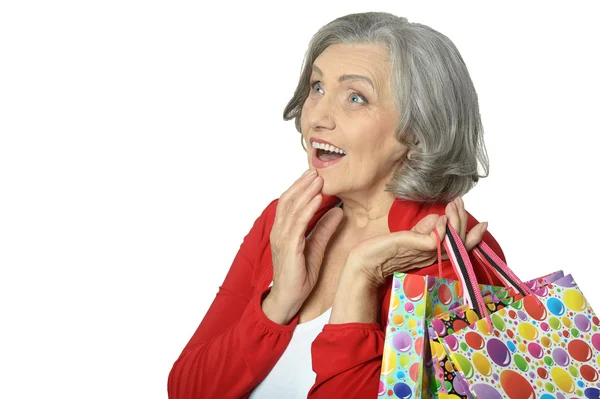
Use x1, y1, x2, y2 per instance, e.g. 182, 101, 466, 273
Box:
309, 137, 345, 153
311, 147, 346, 169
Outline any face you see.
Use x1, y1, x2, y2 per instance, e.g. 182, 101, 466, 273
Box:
301, 43, 409, 197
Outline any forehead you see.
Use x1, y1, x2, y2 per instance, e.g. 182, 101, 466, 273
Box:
312, 43, 390, 86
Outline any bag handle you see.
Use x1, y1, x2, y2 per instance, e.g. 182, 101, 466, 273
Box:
433, 227, 512, 289
472, 241, 531, 296
435, 225, 520, 292
434, 223, 544, 305
443, 223, 493, 330
432, 224, 488, 325
435, 222, 542, 332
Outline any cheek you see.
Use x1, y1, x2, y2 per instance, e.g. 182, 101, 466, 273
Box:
352, 138, 396, 170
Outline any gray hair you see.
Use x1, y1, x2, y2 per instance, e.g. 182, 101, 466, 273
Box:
283, 12, 489, 203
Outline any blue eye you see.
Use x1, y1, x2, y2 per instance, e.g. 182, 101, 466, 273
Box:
309, 80, 368, 104
310, 80, 324, 94
349, 93, 366, 103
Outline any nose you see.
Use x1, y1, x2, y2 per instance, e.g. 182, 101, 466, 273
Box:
307, 92, 336, 132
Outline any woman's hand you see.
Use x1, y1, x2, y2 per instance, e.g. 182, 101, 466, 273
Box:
345, 197, 488, 289
263, 169, 343, 324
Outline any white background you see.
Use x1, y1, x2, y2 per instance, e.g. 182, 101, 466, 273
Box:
1, 1, 599, 398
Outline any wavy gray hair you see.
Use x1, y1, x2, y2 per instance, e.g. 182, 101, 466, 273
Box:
283, 12, 489, 203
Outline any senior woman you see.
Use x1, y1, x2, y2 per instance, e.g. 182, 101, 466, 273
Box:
168, 12, 506, 399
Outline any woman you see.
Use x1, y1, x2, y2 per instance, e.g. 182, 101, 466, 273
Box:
168, 12, 506, 399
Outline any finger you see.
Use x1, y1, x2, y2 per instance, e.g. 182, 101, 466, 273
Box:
434, 213, 449, 258
305, 207, 344, 268
288, 191, 326, 245
401, 214, 445, 253
278, 175, 324, 235
464, 222, 488, 251
446, 201, 461, 240
404, 215, 449, 269
287, 169, 319, 197
410, 214, 440, 234
277, 169, 320, 216
455, 197, 468, 242
420, 215, 447, 251
291, 174, 325, 215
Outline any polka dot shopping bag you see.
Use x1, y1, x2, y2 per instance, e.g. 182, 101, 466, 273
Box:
379, 221, 569, 399
426, 225, 600, 398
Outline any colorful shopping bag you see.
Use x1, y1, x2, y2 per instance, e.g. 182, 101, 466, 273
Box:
425, 230, 564, 398
426, 227, 565, 397
428, 271, 565, 397
378, 222, 558, 398
428, 228, 600, 398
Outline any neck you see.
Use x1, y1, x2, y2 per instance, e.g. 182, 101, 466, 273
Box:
335, 188, 395, 238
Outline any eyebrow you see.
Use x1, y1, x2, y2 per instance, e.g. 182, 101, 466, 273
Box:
312, 64, 376, 92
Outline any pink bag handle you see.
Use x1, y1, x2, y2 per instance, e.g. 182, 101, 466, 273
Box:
472, 241, 534, 297
435, 222, 543, 332
433, 227, 512, 289
443, 223, 492, 330
434, 223, 543, 302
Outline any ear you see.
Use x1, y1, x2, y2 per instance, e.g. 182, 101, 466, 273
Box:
404, 130, 419, 146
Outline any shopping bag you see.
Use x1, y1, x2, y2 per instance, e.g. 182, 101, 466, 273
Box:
428, 228, 600, 398
426, 228, 564, 398
426, 269, 564, 398
378, 222, 557, 398
428, 282, 556, 397
432, 274, 600, 398
427, 226, 568, 398
428, 271, 564, 397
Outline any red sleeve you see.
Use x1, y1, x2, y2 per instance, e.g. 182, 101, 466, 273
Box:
307, 213, 508, 398
308, 322, 385, 397
167, 199, 301, 399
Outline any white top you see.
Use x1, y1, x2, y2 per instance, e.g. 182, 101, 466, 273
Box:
248, 304, 332, 398
249, 199, 342, 398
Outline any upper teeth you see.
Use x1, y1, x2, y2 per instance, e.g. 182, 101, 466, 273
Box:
313, 142, 347, 155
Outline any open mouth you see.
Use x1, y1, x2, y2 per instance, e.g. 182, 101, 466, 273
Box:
316, 148, 346, 162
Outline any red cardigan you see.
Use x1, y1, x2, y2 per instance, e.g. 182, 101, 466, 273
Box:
167, 194, 506, 398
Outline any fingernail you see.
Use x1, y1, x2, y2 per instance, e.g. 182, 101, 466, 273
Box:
303, 169, 311, 176
482, 222, 488, 231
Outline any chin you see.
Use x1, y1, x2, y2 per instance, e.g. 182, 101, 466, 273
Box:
318, 180, 338, 197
